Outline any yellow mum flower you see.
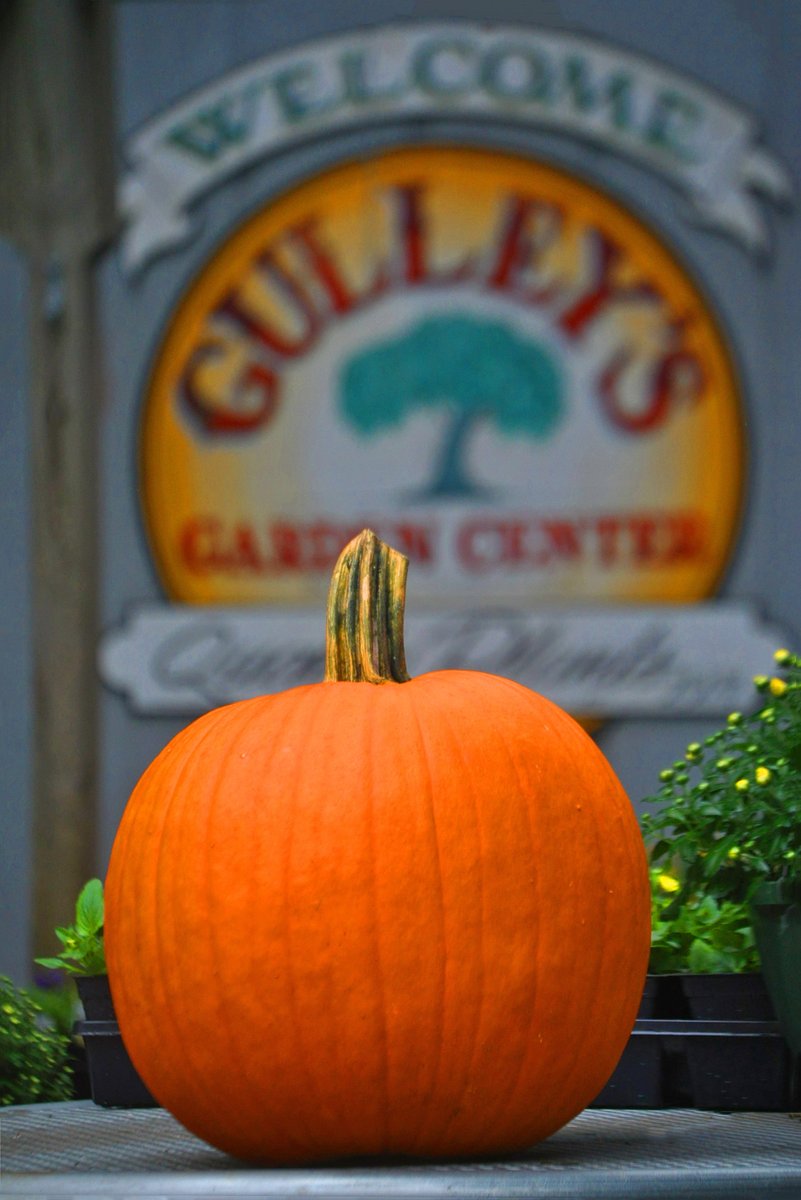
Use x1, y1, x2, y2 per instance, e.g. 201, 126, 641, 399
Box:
735, 778, 749, 792
774, 648, 791, 664
755, 767, 771, 785
658, 873, 680, 893
769, 677, 788, 696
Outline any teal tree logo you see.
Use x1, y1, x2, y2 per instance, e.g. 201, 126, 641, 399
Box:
340, 314, 564, 498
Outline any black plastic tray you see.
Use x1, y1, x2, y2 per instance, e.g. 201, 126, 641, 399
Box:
592, 1018, 796, 1111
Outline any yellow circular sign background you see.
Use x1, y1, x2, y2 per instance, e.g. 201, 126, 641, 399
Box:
140, 146, 744, 605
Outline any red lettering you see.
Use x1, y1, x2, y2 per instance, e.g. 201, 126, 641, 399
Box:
456, 519, 545, 569
651, 347, 704, 421
627, 516, 659, 562
664, 512, 708, 562
305, 521, 355, 570
486, 195, 563, 304
290, 216, 387, 315
217, 249, 321, 358
598, 327, 704, 434
181, 513, 709, 580
233, 525, 266, 571
456, 519, 502, 571
181, 342, 280, 434
594, 517, 622, 566
559, 232, 656, 339
501, 521, 527, 564
180, 516, 224, 573
392, 522, 437, 564
541, 520, 581, 560
178, 518, 439, 576
271, 523, 302, 569
392, 183, 473, 286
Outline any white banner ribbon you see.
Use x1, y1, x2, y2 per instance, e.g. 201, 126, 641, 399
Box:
119, 23, 793, 274
101, 601, 784, 717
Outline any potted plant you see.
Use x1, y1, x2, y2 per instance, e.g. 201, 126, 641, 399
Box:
642, 647, 801, 1064
650, 870, 794, 1110
36, 879, 156, 1107
0, 976, 73, 1106
648, 869, 769, 1019
592, 870, 787, 1110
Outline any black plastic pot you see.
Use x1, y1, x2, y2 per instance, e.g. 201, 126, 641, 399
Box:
647, 973, 688, 1019
589, 977, 660, 1107
591, 1013, 796, 1111
637, 975, 659, 1018
750, 881, 801, 1057
590, 1033, 663, 1108
74, 975, 158, 1108
672, 1019, 792, 1110
681, 972, 775, 1021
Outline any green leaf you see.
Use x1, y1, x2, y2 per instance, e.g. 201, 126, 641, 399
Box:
33, 957, 67, 971
659, 895, 683, 922
702, 836, 738, 878
688, 938, 728, 973
75, 879, 104, 936
694, 895, 719, 920
84, 944, 107, 975
697, 804, 723, 819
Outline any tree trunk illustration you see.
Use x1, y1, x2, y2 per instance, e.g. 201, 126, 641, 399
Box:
423, 406, 487, 498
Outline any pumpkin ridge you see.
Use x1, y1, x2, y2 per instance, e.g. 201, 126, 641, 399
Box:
553, 722, 614, 1114
420, 685, 489, 1148
363, 694, 393, 1151
215, 692, 334, 1158
157, 703, 260, 1127
492, 681, 647, 1119
121, 705, 244, 1120
201, 707, 265, 1122
417, 672, 639, 1149
590, 744, 651, 1015
402, 690, 449, 1152
206, 698, 321, 1157
140, 712, 232, 1114
544, 694, 650, 1030
517, 686, 625, 1117
321, 696, 393, 1152
469, 701, 542, 1144
278, 687, 352, 1152
426, 674, 559, 1149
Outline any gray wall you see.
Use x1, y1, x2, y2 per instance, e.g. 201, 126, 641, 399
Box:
3, 0, 801, 979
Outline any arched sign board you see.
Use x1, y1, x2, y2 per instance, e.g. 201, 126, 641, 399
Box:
102, 24, 791, 718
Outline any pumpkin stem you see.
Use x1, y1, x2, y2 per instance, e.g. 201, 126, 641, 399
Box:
324, 529, 411, 683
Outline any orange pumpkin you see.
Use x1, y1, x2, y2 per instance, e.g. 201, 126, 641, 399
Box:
105, 529, 649, 1163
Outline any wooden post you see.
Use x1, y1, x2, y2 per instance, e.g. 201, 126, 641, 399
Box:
0, 0, 117, 956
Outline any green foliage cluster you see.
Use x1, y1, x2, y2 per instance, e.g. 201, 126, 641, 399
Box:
649, 869, 760, 974
642, 649, 801, 908
0, 977, 73, 1106
35, 878, 106, 976
28, 981, 79, 1038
